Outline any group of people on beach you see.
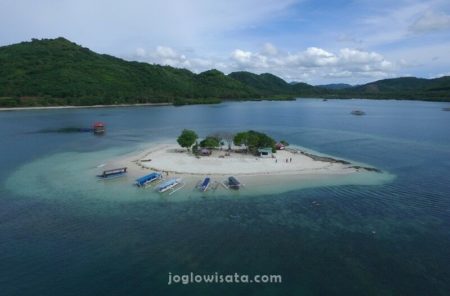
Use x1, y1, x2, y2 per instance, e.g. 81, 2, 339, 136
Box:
275, 157, 292, 163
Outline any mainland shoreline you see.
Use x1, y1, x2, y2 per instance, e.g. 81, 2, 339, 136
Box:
0, 102, 171, 112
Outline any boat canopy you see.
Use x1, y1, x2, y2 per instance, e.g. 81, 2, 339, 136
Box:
155, 178, 179, 191
201, 177, 210, 187
199, 177, 211, 191
228, 176, 240, 186
135, 172, 161, 186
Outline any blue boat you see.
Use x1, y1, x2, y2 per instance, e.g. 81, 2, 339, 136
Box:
135, 172, 162, 187
97, 167, 127, 180
198, 177, 211, 192
228, 176, 241, 190
155, 178, 183, 193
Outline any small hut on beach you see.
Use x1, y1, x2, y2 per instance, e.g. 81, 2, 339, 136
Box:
258, 148, 273, 158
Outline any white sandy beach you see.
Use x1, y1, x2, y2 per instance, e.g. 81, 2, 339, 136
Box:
110, 144, 360, 179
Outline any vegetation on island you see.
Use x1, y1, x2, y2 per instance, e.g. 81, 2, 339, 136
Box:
176, 129, 198, 151
0, 37, 449, 108
199, 136, 221, 148
177, 129, 278, 155
233, 131, 277, 154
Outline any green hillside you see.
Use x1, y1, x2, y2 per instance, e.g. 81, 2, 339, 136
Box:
347, 77, 450, 100
0, 38, 259, 106
0, 37, 449, 107
228, 71, 290, 95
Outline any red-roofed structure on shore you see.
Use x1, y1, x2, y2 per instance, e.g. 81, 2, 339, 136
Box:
275, 143, 285, 150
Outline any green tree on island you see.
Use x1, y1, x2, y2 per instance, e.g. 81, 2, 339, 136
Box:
233, 130, 276, 154
177, 129, 198, 151
200, 136, 221, 148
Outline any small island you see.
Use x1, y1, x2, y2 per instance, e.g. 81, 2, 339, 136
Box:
106, 129, 385, 194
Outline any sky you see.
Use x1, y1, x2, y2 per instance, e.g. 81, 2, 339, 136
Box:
1, 0, 450, 84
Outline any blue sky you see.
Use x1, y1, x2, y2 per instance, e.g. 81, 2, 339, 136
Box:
1, 0, 449, 84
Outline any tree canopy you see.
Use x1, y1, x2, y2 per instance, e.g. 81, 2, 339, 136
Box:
177, 129, 198, 150
199, 136, 221, 148
233, 130, 276, 154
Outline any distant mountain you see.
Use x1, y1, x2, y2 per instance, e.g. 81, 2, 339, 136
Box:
0, 38, 449, 107
347, 77, 450, 100
228, 71, 323, 96
316, 83, 352, 90
228, 71, 290, 95
0, 38, 259, 106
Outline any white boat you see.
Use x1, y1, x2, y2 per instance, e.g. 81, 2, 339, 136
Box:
155, 178, 184, 194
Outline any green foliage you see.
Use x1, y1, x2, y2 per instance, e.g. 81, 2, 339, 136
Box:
173, 98, 221, 106
228, 71, 327, 97
280, 140, 289, 146
177, 129, 198, 150
337, 76, 450, 101
233, 130, 276, 154
199, 136, 221, 148
0, 38, 449, 107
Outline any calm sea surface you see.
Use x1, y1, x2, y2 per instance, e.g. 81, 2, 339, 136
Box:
1, 99, 449, 295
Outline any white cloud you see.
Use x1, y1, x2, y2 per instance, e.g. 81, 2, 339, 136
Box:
409, 10, 450, 33
135, 47, 146, 58
132, 43, 399, 83
227, 44, 397, 83
231, 49, 269, 68
262, 43, 278, 55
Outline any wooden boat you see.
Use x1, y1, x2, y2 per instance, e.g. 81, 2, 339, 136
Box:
135, 172, 162, 187
155, 178, 184, 195
197, 177, 211, 192
228, 176, 241, 190
97, 167, 127, 179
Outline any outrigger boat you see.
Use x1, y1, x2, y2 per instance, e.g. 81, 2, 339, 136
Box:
155, 178, 184, 195
227, 176, 241, 190
97, 167, 127, 180
135, 172, 162, 187
197, 177, 211, 192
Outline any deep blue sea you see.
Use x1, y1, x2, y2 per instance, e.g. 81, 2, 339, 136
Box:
1, 99, 449, 295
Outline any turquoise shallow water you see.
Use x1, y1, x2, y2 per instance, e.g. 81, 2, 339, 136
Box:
1, 99, 450, 295
4, 142, 394, 202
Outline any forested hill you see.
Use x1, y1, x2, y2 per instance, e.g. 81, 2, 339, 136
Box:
0, 38, 318, 106
0, 38, 449, 107
347, 76, 450, 100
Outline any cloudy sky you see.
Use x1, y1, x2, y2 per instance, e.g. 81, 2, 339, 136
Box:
1, 0, 450, 84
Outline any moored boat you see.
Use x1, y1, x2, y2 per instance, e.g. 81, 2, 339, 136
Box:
198, 177, 211, 192
228, 176, 241, 190
135, 172, 162, 187
97, 167, 127, 179
155, 178, 184, 194
93, 122, 106, 134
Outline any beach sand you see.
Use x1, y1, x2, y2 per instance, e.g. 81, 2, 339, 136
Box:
132, 144, 352, 176
105, 143, 375, 187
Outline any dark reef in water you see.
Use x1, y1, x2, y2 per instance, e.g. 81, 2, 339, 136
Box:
36, 127, 94, 133
287, 148, 382, 173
